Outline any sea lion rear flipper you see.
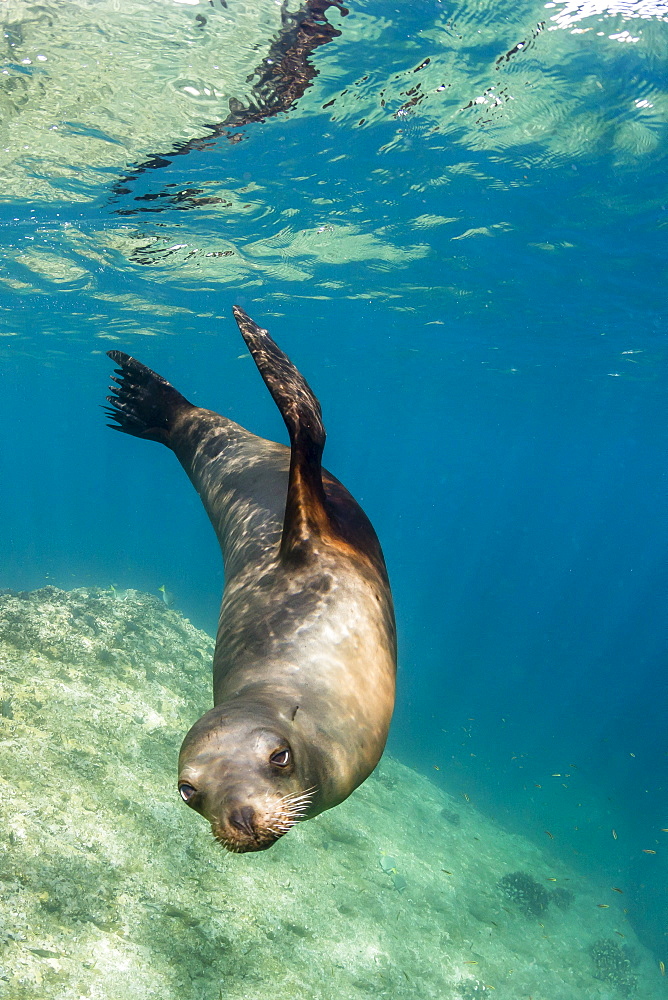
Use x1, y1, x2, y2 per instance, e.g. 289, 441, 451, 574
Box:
232, 305, 329, 564
104, 351, 194, 446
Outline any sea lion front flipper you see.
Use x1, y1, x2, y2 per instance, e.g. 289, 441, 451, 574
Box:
104, 351, 194, 446
232, 305, 329, 564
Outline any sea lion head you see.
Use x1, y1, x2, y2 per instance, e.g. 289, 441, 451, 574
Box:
177, 701, 318, 853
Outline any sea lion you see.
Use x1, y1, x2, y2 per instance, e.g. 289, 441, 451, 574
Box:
104, 306, 396, 853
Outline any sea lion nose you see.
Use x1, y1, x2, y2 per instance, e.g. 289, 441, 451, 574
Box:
228, 805, 256, 838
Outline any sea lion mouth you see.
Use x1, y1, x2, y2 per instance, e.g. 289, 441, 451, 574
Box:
212, 827, 280, 854
210, 787, 316, 854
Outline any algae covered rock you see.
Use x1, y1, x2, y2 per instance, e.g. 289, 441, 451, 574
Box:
498, 870, 551, 918
0, 586, 663, 1000
589, 938, 638, 996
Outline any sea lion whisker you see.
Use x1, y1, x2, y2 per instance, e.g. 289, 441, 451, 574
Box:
267, 825, 291, 836
280, 797, 299, 808
285, 784, 318, 799
284, 807, 309, 820
269, 816, 297, 829
283, 798, 311, 811
280, 787, 317, 808
285, 798, 312, 811
283, 810, 311, 822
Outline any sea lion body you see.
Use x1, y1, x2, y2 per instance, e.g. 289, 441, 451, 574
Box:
105, 307, 396, 852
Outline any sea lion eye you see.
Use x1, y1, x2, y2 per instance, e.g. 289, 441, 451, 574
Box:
179, 782, 197, 803
270, 748, 290, 768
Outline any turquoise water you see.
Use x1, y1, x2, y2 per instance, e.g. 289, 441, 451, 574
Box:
0, 0, 666, 981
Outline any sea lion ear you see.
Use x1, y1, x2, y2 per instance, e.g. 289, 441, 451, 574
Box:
232, 305, 332, 565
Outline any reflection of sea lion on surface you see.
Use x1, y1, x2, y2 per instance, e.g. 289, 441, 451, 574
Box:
0, 1, 348, 203
104, 306, 396, 853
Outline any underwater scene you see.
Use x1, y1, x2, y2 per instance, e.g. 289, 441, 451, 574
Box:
0, 1, 666, 998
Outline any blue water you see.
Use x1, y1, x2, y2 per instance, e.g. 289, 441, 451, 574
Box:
0, 0, 666, 964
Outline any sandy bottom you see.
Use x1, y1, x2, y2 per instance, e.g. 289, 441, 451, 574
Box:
0, 586, 663, 1000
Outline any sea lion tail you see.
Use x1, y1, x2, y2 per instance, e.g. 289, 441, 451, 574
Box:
231, 305, 329, 563
104, 351, 193, 446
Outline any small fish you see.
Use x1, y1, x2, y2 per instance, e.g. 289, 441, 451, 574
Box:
630, 752, 636, 757
464, 961, 478, 965
379, 856, 398, 873
463, 792, 470, 802
661, 829, 668, 833
642, 849, 657, 854
545, 831, 554, 839
615, 931, 625, 938
597, 904, 609, 908
392, 872, 407, 892
612, 887, 623, 893
612, 829, 618, 839
551, 773, 561, 777
158, 584, 174, 606
547, 877, 557, 882
534, 783, 542, 788
660, 961, 665, 976
433, 765, 440, 770
441, 870, 453, 875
